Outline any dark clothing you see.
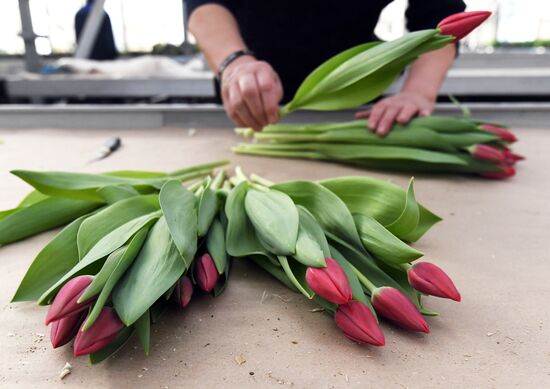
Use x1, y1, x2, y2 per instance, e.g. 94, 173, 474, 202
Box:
186, 0, 465, 101
75, 3, 118, 60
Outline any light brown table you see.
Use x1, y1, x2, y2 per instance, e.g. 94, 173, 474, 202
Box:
0, 126, 548, 388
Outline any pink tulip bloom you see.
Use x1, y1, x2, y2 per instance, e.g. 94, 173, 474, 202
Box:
335, 301, 385, 346
438, 11, 492, 41
45, 275, 95, 325
408, 262, 461, 301
73, 307, 124, 357
50, 312, 86, 348
306, 258, 352, 305
173, 275, 194, 308
194, 253, 219, 293
371, 287, 430, 333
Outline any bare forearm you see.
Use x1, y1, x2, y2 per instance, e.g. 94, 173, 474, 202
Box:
401, 44, 456, 100
188, 4, 283, 130
188, 4, 248, 73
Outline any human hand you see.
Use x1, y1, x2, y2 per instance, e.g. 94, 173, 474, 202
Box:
355, 91, 436, 136
221, 56, 283, 130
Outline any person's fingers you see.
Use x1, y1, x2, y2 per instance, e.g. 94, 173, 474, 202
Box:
396, 103, 419, 124
419, 107, 432, 117
238, 73, 268, 128
228, 83, 262, 130
368, 103, 387, 132
355, 109, 371, 119
376, 105, 400, 136
256, 69, 281, 125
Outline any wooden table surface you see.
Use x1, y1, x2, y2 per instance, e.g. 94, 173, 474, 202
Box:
0, 126, 548, 388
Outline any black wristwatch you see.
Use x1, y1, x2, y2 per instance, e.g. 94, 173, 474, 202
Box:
217, 49, 255, 82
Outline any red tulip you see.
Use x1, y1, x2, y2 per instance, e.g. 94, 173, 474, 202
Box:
335, 301, 385, 346
480, 124, 517, 143
50, 312, 86, 348
480, 164, 516, 179
407, 262, 461, 302
173, 275, 194, 308
306, 258, 352, 305
45, 275, 95, 325
194, 253, 219, 293
73, 307, 124, 357
438, 11, 491, 41
371, 287, 429, 333
472, 144, 506, 162
502, 148, 525, 163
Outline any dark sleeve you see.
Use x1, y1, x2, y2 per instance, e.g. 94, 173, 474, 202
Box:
74, 9, 86, 40
405, 0, 466, 31
185, 0, 230, 18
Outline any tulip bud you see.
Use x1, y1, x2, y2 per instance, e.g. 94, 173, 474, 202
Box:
407, 262, 461, 302
194, 253, 219, 293
173, 275, 194, 308
438, 11, 492, 41
73, 307, 124, 357
50, 312, 86, 348
335, 301, 385, 346
480, 164, 516, 179
306, 258, 352, 305
502, 148, 525, 163
471, 144, 506, 162
479, 124, 517, 143
371, 287, 430, 333
45, 275, 95, 325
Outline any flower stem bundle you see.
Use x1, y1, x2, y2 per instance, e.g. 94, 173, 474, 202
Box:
234, 117, 523, 178
6, 162, 460, 361
7, 161, 231, 363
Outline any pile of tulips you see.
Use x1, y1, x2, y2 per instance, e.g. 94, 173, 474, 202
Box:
3, 161, 462, 362
234, 11, 524, 179
228, 169, 459, 344
235, 116, 523, 179
5, 161, 230, 363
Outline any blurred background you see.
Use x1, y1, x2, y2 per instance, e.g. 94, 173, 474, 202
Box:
0, 0, 548, 127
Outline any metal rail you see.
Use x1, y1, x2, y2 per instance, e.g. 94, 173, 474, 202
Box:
0, 103, 548, 129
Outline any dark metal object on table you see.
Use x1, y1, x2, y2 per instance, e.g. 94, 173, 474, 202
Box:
87, 136, 122, 164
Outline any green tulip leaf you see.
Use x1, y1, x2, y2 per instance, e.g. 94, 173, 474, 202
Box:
197, 185, 220, 237
329, 246, 372, 311
0, 197, 100, 246
244, 188, 299, 256
277, 256, 314, 299
11, 212, 93, 302
353, 213, 423, 265
159, 180, 198, 267
225, 182, 271, 259
385, 178, 420, 239
293, 207, 329, 267
206, 218, 227, 274
113, 217, 186, 326
96, 185, 140, 204
320, 176, 441, 242
80, 228, 149, 330
273, 181, 365, 252
77, 195, 159, 259
135, 310, 151, 355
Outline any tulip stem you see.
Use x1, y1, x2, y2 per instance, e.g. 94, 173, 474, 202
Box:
348, 263, 377, 293
250, 174, 274, 187
211, 169, 226, 190
187, 180, 203, 193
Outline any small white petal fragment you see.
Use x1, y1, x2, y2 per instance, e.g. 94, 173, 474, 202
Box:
234, 354, 246, 365
59, 362, 72, 380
